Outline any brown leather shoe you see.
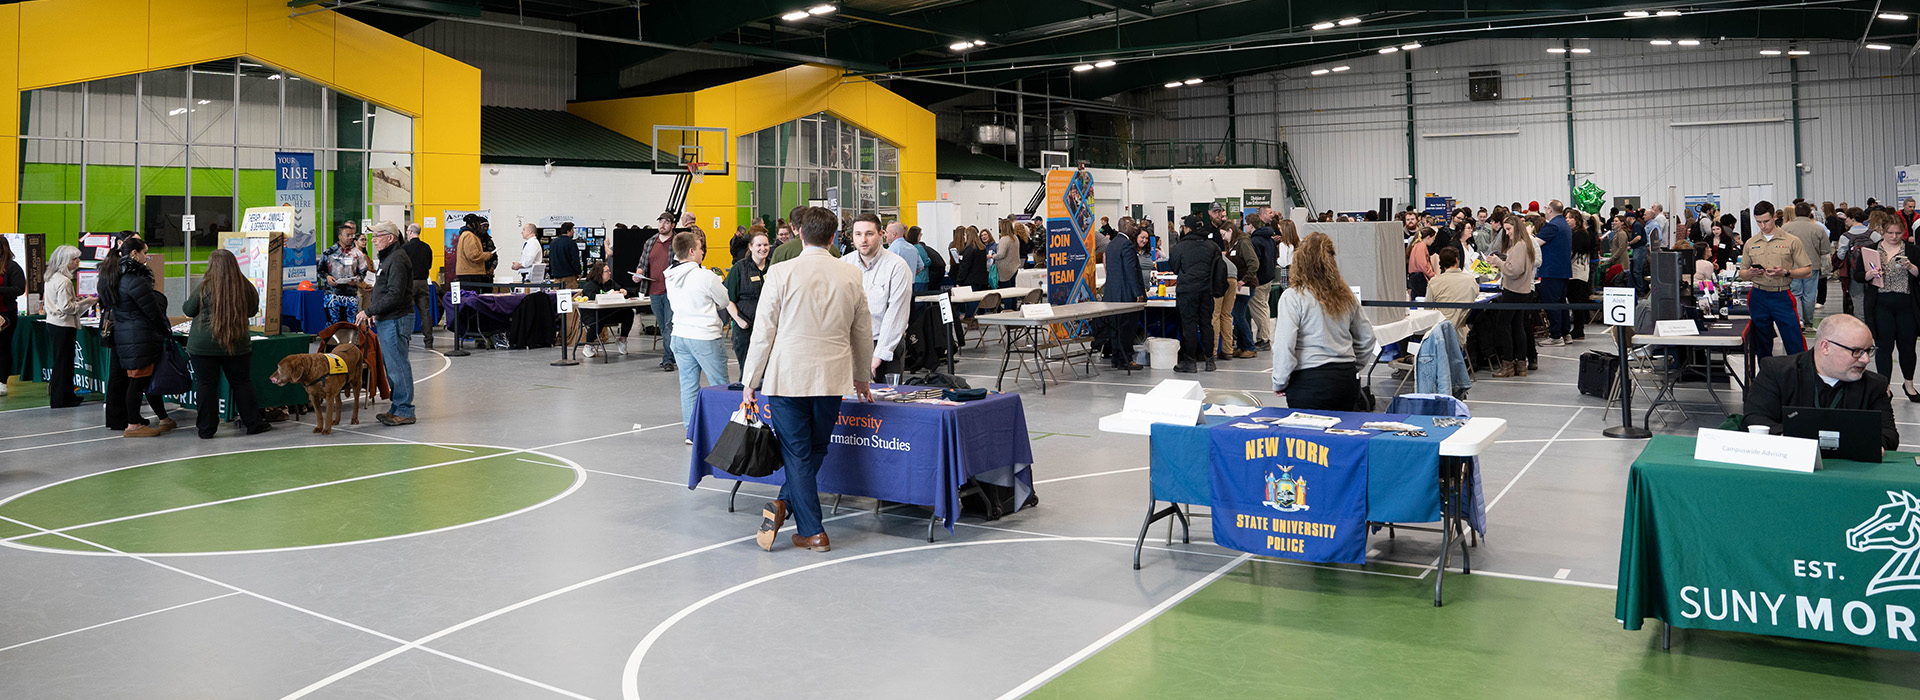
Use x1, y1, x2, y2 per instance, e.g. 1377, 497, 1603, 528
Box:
1513, 359, 1529, 377
791, 533, 831, 552
155, 418, 178, 433
756, 500, 789, 551
1234, 350, 1258, 359
123, 425, 164, 438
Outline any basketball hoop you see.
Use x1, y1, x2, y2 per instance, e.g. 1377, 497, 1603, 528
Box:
686, 161, 708, 184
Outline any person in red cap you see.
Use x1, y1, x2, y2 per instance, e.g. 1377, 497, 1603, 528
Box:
1528, 201, 1541, 213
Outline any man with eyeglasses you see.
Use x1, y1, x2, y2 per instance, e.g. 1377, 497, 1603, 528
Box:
1742, 314, 1896, 453
1737, 201, 1813, 356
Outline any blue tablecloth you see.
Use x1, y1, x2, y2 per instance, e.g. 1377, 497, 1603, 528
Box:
1150, 409, 1483, 528
280, 288, 328, 334
686, 385, 1035, 531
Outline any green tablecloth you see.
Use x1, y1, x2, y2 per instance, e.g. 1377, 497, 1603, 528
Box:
1617, 435, 1920, 652
9, 316, 311, 420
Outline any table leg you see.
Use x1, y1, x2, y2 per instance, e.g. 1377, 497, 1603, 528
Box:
1133, 495, 1190, 571
995, 329, 1014, 392
927, 513, 938, 542
727, 480, 742, 513
1662, 621, 1672, 651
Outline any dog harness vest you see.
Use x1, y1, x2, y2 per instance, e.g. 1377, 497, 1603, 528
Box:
324, 353, 349, 375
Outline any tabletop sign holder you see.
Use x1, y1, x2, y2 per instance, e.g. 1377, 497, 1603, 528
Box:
1654, 319, 1699, 336
1098, 379, 1205, 434
1021, 302, 1055, 319
444, 281, 469, 357
1603, 287, 1651, 439
551, 288, 579, 367
1693, 427, 1821, 472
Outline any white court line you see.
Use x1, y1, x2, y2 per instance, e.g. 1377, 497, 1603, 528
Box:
1487, 407, 1585, 512
331, 426, 477, 452
0, 426, 98, 442
1554, 568, 1572, 579
0, 435, 120, 455
0, 591, 242, 654
1477, 568, 1616, 590
0, 427, 658, 543
412, 346, 452, 384
1495, 437, 1636, 444
1033, 467, 1147, 484
585, 468, 740, 496
277, 504, 877, 700
987, 550, 1252, 700
0, 514, 593, 699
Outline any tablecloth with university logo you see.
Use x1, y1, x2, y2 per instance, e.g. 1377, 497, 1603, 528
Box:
685, 385, 1034, 531
1617, 435, 1920, 652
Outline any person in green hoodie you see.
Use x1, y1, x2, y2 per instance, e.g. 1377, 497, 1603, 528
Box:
182, 249, 271, 439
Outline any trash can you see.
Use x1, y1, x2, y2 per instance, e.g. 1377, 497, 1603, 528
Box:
1147, 338, 1179, 370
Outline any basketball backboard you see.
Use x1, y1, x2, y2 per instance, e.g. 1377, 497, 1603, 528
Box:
651, 125, 731, 177
1040, 150, 1071, 170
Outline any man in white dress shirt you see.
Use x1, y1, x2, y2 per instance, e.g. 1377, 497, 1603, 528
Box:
848, 213, 914, 380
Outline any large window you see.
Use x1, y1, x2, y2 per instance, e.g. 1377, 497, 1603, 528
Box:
734, 112, 898, 228
17, 58, 413, 298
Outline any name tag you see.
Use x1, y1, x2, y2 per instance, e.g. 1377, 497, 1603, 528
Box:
324, 354, 349, 375
749, 276, 761, 283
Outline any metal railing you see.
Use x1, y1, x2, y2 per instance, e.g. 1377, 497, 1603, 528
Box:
1064, 135, 1282, 170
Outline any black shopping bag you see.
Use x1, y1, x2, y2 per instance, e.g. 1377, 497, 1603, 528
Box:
146, 343, 193, 397
704, 406, 783, 478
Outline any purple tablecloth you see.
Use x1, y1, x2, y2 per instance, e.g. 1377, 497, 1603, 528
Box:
686, 385, 1035, 531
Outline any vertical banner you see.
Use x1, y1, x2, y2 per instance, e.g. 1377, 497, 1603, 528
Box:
443, 210, 490, 278
275, 152, 316, 285
1897, 165, 1920, 204
1243, 189, 1272, 222
1044, 169, 1094, 309
1208, 425, 1372, 564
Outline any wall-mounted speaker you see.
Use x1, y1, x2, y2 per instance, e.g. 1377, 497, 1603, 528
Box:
1469, 70, 1501, 101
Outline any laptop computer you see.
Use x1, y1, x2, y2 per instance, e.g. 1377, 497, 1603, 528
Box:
1782, 407, 1883, 463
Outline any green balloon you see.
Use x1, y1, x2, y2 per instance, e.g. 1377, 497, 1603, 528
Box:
1573, 180, 1607, 214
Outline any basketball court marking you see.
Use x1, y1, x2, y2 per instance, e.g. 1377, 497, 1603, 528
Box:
0, 514, 592, 700
1033, 466, 1147, 484
0, 426, 97, 442
412, 346, 453, 384
0, 435, 121, 456
0, 434, 643, 557
0, 592, 242, 654
1487, 407, 1586, 511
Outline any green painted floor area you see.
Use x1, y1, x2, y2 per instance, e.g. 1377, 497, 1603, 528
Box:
0, 378, 52, 411
0, 444, 577, 553
1032, 561, 1920, 699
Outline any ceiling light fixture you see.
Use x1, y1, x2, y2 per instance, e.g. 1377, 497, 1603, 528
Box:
1095, 60, 1116, 68
266, 74, 281, 80
1866, 43, 1893, 50
972, 40, 986, 46
781, 10, 808, 21
1184, 77, 1204, 84
1760, 49, 1782, 55
1311, 21, 1336, 30
1165, 82, 1183, 88
1311, 69, 1331, 76
1337, 17, 1362, 26
1625, 10, 1650, 17
1379, 46, 1399, 54
197, 99, 210, 105
1788, 49, 1810, 56
1401, 42, 1422, 50
1656, 10, 1682, 16
1880, 13, 1909, 20
807, 4, 835, 14
1331, 66, 1350, 72
1677, 39, 1700, 46
1570, 47, 1592, 53
949, 42, 971, 51
1650, 39, 1673, 45
1547, 47, 1567, 53
1072, 64, 1094, 72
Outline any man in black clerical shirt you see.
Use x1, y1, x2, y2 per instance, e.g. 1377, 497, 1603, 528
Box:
1742, 314, 1898, 453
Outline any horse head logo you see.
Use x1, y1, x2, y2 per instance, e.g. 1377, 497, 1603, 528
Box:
1847, 491, 1920, 596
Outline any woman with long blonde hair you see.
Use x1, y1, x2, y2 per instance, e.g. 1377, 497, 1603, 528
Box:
183, 249, 270, 438
1271, 232, 1377, 410
41, 245, 95, 407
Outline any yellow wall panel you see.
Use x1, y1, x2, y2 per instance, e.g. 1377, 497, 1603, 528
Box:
19, 0, 149, 89
418, 153, 479, 206
0, 137, 17, 215
333, 19, 423, 116
148, 0, 246, 71
420, 52, 480, 155
566, 94, 690, 144
0, 5, 19, 138
245, 0, 333, 85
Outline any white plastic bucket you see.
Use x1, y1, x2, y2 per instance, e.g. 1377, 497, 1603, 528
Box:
1147, 338, 1180, 370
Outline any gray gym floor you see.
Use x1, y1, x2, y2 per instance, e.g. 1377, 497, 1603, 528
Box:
0, 294, 1909, 699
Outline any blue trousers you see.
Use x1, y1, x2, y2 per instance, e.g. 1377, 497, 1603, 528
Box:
768, 395, 840, 537
1748, 288, 1805, 357
670, 335, 728, 429
648, 293, 675, 366
1231, 294, 1254, 351
375, 315, 415, 418
1537, 277, 1569, 340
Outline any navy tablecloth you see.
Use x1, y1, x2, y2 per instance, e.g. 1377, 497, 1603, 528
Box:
1150, 409, 1482, 529
280, 288, 328, 334
686, 385, 1035, 531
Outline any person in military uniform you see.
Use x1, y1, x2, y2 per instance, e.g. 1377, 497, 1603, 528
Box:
1738, 200, 1814, 356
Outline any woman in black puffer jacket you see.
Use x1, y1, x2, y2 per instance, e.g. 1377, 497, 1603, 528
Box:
97, 237, 175, 437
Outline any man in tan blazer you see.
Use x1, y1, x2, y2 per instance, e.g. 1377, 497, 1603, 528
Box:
741, 206, 874, 553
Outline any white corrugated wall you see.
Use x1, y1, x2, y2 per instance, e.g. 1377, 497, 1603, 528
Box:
1131, 38, 1920, 214
405, 12, 575, 110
